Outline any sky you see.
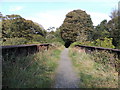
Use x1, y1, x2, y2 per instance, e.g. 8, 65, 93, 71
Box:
0, 0, 119, 30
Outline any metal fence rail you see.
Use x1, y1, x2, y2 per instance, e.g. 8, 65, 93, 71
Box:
1, 44, 52, 58
75, 45, 120, 58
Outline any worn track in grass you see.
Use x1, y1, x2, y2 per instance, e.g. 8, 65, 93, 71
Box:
54, 48, 79, 88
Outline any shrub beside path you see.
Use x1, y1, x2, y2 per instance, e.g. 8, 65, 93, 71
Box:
54, 48, 80, 88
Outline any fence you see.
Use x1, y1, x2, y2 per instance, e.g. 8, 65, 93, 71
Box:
75, 45, 120, 73
75, 45, 120, 59
1, 44, 52, 59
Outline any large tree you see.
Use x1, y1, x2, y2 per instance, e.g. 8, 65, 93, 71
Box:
92, 19, 110, 40
2, 14, 46, 40
60, 9, 94, 47
107, 9, 120, 49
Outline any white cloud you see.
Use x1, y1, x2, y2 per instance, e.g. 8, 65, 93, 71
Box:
25, 9, 111, 30
25, 9, 71, 30
9, 6, 23, 12
87, 11, 111, 26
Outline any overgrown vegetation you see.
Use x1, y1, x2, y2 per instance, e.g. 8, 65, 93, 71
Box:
60, 9, 120, 49
1, 13, 64, 46
1, 9, 119, 49
45, 28, 65, 45
70, 37, 115, 49
1, 14, 45, 45
1, 7, 119, 88
60, 9, 94, 47
69, 48, 118, 88
2, 46, 63, 88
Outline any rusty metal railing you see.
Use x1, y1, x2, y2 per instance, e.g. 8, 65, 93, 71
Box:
75, 45, 120, 58
1, 44, 52, 58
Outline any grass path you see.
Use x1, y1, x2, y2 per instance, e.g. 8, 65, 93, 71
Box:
54, 48, 80, 88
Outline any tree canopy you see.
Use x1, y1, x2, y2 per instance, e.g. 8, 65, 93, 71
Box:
60, 9, 94, 47
107, 9, 120, 49
2, 14, 46, 40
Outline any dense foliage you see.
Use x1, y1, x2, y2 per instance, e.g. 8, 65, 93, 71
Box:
1, 9, 119, 49
60, 9, 119, 49
60, 9, 94, 47
92, 9, 120, 49
1, 14, 46, 45
1, 13, 64, 45
92, 20, 110, 40
46, 28, 64, 45
107, 10, 120, 49
69, 48, 118, 88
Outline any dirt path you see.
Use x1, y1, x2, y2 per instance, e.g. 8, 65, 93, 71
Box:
54, 48, 79, 88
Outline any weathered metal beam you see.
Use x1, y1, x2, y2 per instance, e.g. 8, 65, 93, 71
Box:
75, 45, 120, 59
1, 44, 52, 59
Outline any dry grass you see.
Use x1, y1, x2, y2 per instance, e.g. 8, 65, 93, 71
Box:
69, 48, 118, 88
2, 47, 63, 88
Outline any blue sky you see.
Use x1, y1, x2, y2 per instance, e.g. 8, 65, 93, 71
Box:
0, 0, 119, 29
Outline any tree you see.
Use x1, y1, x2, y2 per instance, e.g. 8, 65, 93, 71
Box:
2, 14, 45, 41
60, 9, 94, 47
107, 9, 120, 49
92, 19, 110, 40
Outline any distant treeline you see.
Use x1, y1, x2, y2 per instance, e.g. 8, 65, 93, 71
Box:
0, 12, 64, 45
1, 8, 120, 49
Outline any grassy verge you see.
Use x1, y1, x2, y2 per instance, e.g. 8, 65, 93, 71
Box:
69, 48, 118, 88
2, 46, 63, 88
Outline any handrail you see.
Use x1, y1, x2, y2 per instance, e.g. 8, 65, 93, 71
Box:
75, 45, 120, 53
2, 44, 52, 57
1, 44, 51, 49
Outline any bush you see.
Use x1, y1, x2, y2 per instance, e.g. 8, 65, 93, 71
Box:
70, 37, 115, 49
2, 38, 28, 45
69, 48, 118, 88
32, 35, 46, 43
91, 50, 119, 72
70, 41, 95, 47
95, 37, 115, 48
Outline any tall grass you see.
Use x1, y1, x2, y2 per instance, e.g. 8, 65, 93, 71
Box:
69, 48, 118, 88
2, 47, 63, 88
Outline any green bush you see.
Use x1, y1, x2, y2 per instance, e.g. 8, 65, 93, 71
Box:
91, 50, 119, 72
95, 37, 115, 48
45, 36, 64, 45
70, 37, 115, 49
32, 35, 46, 43
2, 38, 28, 45
70, 42, 81, 47
70, 41, 95, 47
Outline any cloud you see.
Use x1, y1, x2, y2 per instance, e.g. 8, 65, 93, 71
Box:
25, 9, 111, 30
9, 6, 23, 12
25, 9, 71, 29
87, 11, 111, 26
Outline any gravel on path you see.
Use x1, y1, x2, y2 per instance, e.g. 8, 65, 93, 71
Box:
54, 48, 80, 88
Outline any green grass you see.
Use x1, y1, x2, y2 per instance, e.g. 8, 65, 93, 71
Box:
2, 47, 63, 88
69, 48, 118, 88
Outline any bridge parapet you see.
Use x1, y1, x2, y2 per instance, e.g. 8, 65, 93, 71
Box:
1, 44, 52, 60
75, 45, 120, 58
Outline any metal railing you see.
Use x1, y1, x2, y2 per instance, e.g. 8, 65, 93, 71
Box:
1, 44, 52, 58
75, 45, 120, 58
